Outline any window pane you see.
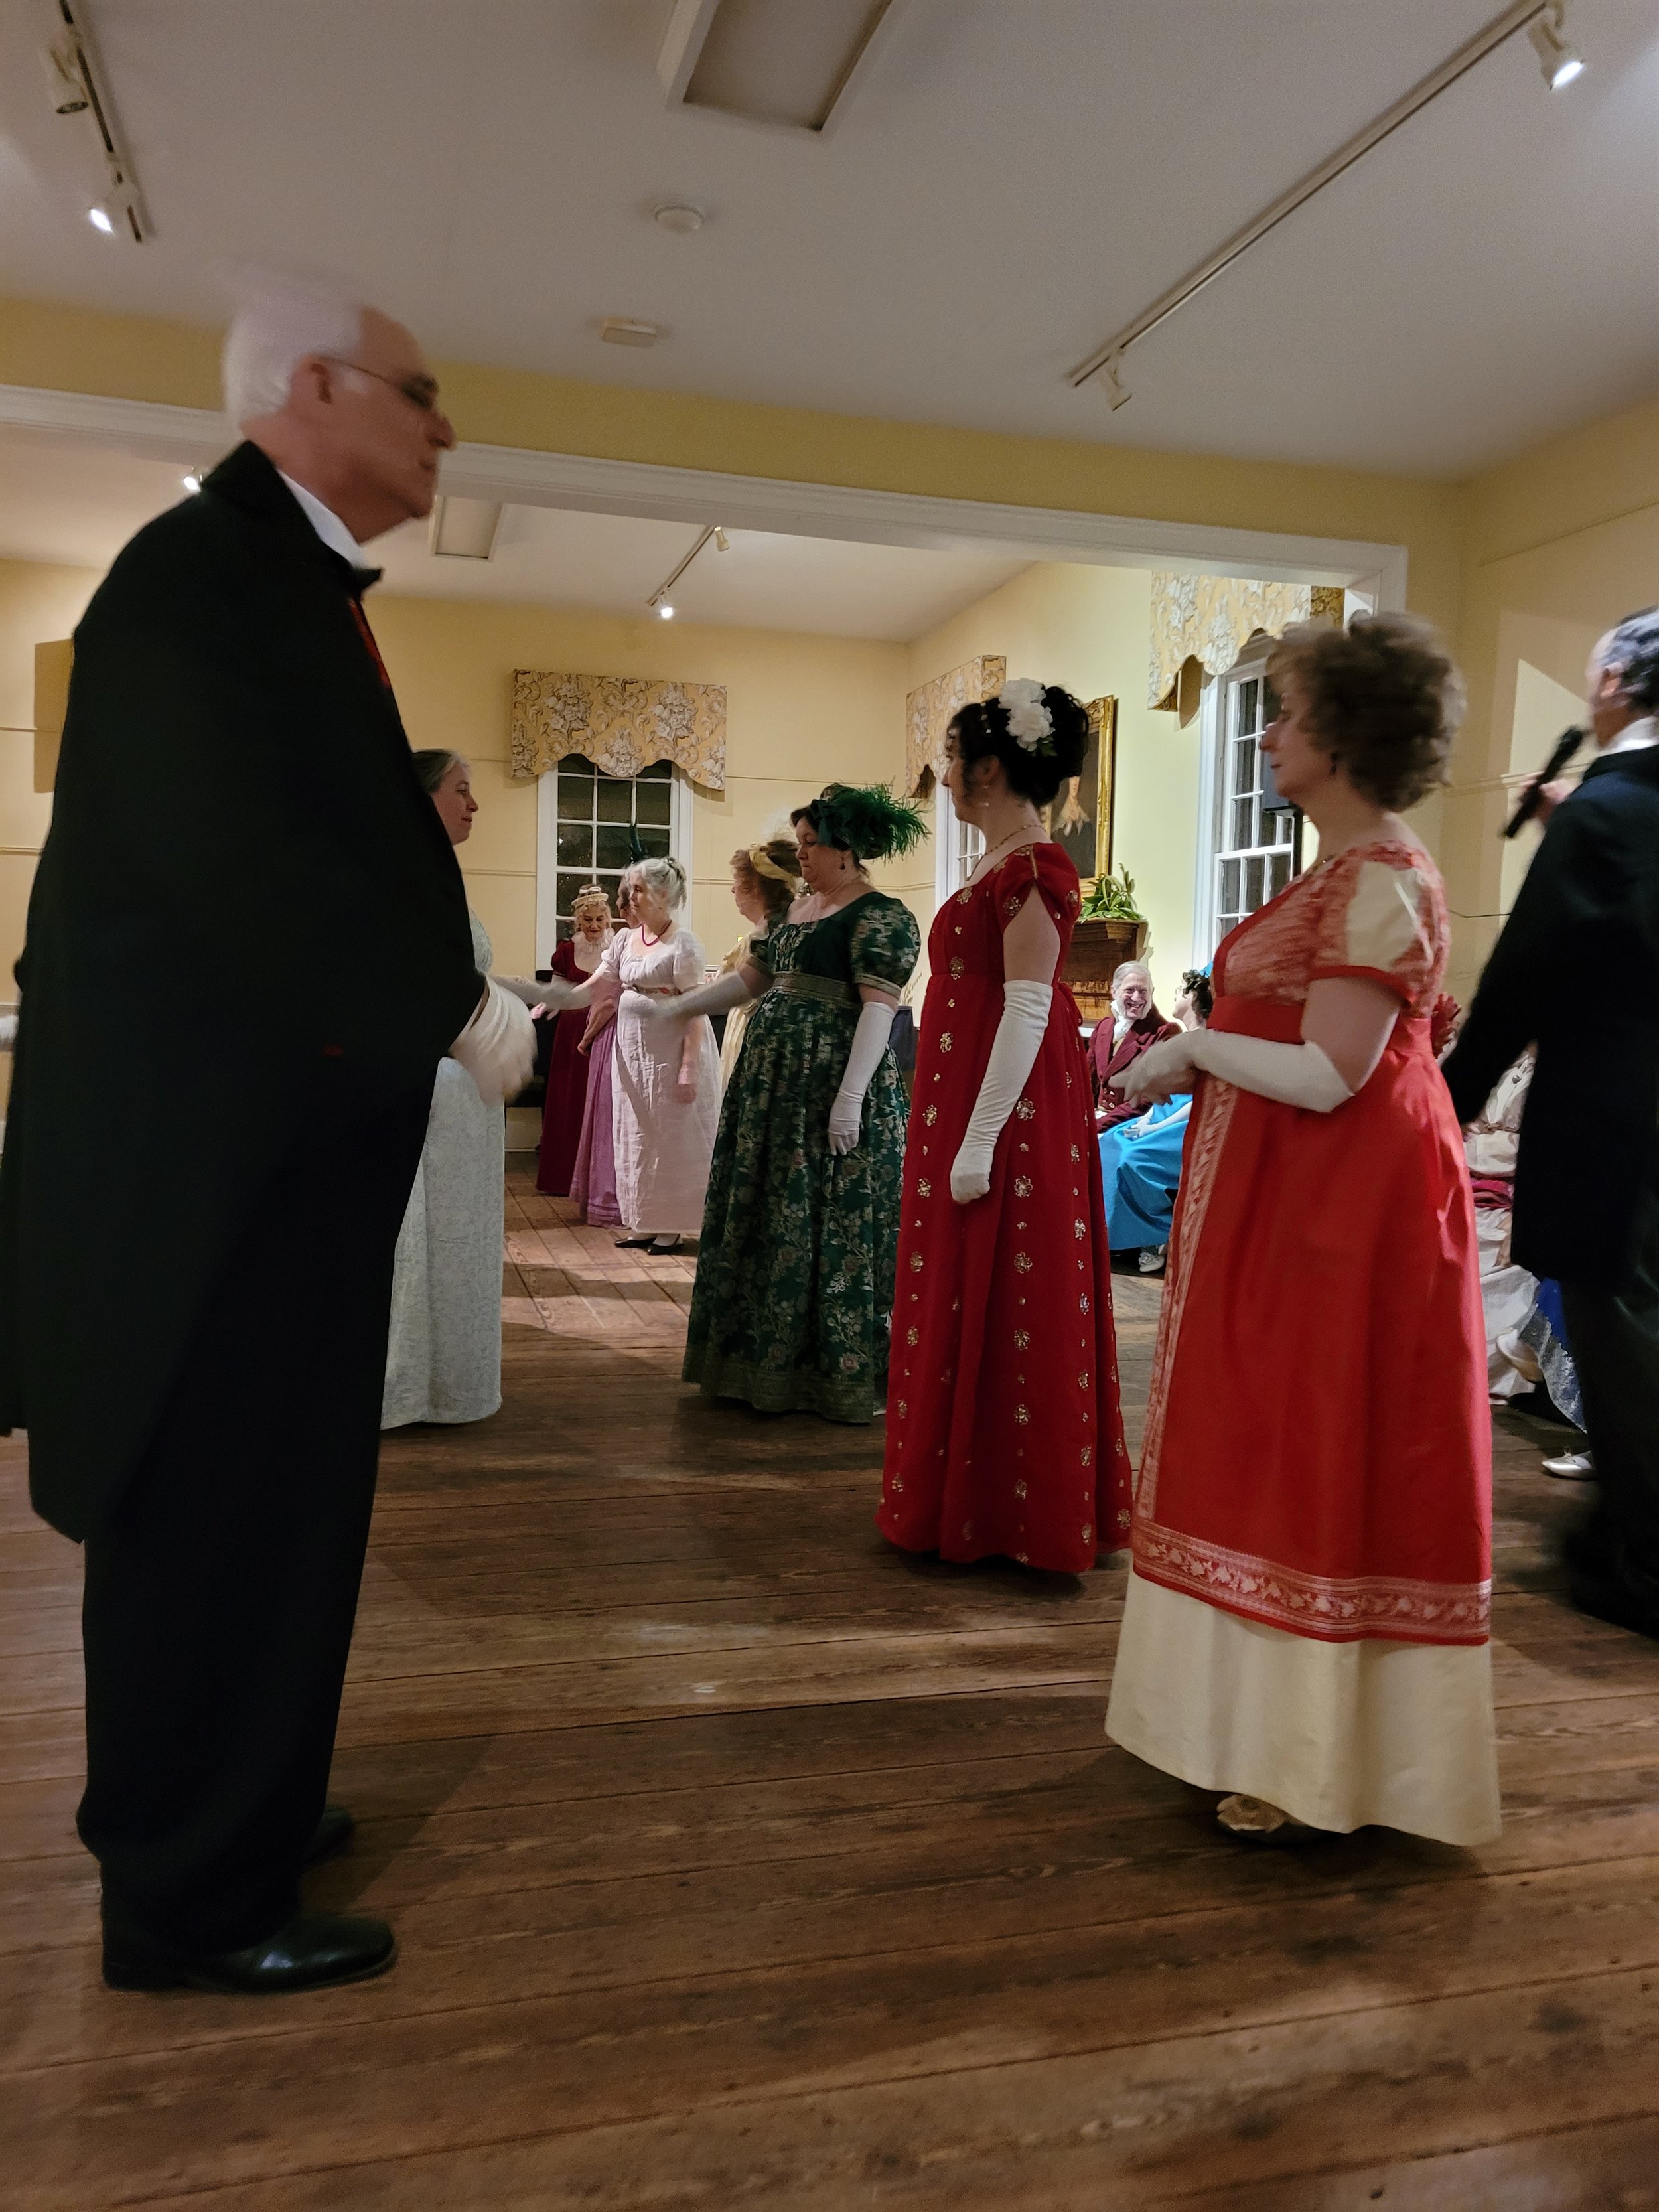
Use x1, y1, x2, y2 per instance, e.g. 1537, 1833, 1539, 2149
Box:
1231, 739, 1257, 797
1263, 679, 1280, 725
1269, 851, 1291, 898
1236, 678, 1258, 737
638, 759, 672, 780
636, 825, 671, 859
1244, 855, 1265, 912
1232, 796, 1254, 849
595, 774, 633, 822
1220, 857, 1240, 916
557, 765, 595, 810
634, 778, 672, 826
555, 824, 593, 868
556, 869, 595, 917
595, 824, 636, 871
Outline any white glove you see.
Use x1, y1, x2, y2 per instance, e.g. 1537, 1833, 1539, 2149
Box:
1117, 1028, 1351, 1114
642, 970, 755, 1024
449, 979, 536, 1105
531, 976, 578, 1011
828, 1002, 896, 1155
950, 980, 1052, 1203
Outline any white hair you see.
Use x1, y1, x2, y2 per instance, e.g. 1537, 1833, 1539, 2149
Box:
222, 265, 368, 428
634, 855, 687, 911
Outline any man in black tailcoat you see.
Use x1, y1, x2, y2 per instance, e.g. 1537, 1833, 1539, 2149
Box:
1444, 607, 1659, 1637
0, 273, 534, 1992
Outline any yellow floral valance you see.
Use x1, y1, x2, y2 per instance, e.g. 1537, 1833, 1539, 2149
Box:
1149, 577, 1345, 711
904, 654, 1006, 798
510, 670, 727, 790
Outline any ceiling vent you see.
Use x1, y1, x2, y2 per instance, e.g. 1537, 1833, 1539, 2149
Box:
428, 498, 503, 561
657, 0, 910, 135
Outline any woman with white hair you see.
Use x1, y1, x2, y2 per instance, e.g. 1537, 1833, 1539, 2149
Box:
539, 855, 719, 1254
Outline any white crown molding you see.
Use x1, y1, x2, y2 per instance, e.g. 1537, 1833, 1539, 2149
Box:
0, 380, 1408, 602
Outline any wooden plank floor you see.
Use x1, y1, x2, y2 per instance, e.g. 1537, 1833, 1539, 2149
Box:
5, 1157, 1659, 2207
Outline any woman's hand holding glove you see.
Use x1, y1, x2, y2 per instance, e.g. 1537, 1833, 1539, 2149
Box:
449, 980, 536, 1104
828, 1001, 896, 1155
948, 980, 1052, 1202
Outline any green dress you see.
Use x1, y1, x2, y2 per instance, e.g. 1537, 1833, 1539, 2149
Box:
684, 891, 921, 1423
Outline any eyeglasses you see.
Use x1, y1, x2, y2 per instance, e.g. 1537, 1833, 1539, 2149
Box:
324, 358, 445, 417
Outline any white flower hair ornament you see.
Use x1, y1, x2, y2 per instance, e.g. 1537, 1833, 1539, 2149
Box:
997, 677, 1054, 755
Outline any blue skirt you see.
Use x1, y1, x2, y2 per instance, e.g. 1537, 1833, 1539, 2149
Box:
1100, 1098, 1192, 1251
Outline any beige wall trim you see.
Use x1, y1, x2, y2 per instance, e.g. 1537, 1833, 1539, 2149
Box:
0, 382, 1410, 601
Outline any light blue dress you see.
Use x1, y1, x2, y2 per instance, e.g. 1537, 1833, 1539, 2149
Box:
1100, 1096, 1192, 1252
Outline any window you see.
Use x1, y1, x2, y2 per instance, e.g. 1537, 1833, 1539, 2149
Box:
934, 784, 983, 903
535, 758, 689, 961
1194, 654, 1303, 958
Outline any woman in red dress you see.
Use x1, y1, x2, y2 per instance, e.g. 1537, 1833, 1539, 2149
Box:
879, 680, 1130, 1574
1106, 613, 1498, 1846
535, 885, 614, 1197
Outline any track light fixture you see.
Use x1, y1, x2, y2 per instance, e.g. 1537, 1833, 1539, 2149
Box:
644, 526, 726, 619
1527, 3, 1584, 88
42, 1, 149, 242
1070, 0, 1586, 406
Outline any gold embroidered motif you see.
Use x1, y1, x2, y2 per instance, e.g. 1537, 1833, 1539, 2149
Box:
1014, 1479, 1029, 1499
1070, 1144, 1081, 1162
1014, 1175, 1032, 1197
909, 1252, 924, 1272
940, 1033, 952, 1052
1013, 1329, 1030, 1349
1014, 1252, 1033, 1274
897, 1400, 907, 1418
1080, 1294, 1090, 1314
1014, 1405, 1029, 1425
957, 889, 972, 905
1074, 1218, 1086, 1239
1079, 1372, 1090, 1390
1081, 1523, 1092, 1544
1082, 1445, 1092, 1467
950, 958, 964, 978
924, 1105, 938, 1126
1117, 1507, 1131, 1527
906, 1326, 918, 1346
917, 1179, 932, 1199
1015, 1100, 1035, 1120
891, 1475, 904, 1492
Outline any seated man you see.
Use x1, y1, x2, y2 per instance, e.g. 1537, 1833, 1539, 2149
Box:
1101, 968, 1210, 1273
1090, 960, 1180, 1130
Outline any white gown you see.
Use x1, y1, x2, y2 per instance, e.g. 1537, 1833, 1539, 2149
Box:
382, 913, 505, 1428
604, 923, 721, 1236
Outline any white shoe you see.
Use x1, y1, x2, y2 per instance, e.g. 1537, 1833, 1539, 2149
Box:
1216, 1793, 1307, 1840
1138, 1247, 1167, 1275
1542, 1449, 1594, 1479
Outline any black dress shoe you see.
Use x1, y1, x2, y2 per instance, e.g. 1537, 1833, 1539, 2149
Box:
102, 1906, 396, 1994
305, 1802, 355, 1867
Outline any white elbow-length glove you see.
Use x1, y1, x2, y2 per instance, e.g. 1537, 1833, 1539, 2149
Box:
1116, 1029, 1351, 1114
950, 980, 1052, 1203
828, 1002, 896, 1155
449, 979, 536, 1104
641, 970, 756, 1024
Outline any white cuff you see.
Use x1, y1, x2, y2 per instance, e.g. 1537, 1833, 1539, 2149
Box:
950, 980, 1052, 1201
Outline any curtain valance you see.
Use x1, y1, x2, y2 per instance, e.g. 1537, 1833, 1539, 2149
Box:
1149, 577, 1345, 710
510, 670, 727, 790
904, 654, 1006, 798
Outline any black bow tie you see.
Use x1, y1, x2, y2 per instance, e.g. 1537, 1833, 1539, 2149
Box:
351, 565, 384, 597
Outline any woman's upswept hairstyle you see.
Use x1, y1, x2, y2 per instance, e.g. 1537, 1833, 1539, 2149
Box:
1267, 612, 1463, 812
410, 747, 464, 795
947, 683, 1090, 809
791, 783, 928, 865
731, 838, 800, 922
633, 853, 688, 910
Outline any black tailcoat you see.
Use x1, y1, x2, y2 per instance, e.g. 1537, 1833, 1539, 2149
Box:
1443, 742, 1659, 1290
0, 443, 482, 1540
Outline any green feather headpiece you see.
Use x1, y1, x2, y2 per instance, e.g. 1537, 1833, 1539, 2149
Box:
804, 782, 928, 864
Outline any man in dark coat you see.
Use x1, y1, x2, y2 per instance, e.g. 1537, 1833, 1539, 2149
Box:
0, 273, 533, 1992
1444, 607, 1659, 1638
1090, 960, 1181, 1128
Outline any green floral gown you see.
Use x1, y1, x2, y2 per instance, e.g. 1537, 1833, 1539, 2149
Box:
684, 891, 921, 1422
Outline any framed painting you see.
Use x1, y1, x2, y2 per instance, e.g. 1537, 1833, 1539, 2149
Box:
1052, 695, 1118, 883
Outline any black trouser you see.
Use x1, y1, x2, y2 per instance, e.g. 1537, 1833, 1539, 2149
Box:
1561, 1199, 1659, 1625
78, 1067, 435, 1951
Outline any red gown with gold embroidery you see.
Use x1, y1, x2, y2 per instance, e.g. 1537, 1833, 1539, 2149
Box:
878, 844, 1130, 1572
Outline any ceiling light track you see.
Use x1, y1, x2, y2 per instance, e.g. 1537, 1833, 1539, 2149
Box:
40, 0, 149, 241
646, 523, 729, 620
1070, 0, 1583, 407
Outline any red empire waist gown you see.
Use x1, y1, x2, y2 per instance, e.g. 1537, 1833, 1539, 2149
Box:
536, 938, 597, 1198
879, 844, 1130, 1573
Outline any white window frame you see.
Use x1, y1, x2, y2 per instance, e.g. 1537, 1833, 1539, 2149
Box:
535, 761, 693, 970
933, 782, 984, 903
1192, 646, 1301, 962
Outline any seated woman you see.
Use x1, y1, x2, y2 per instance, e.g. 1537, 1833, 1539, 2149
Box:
1100, 968, 1211, 1273
1090, 960, 1180, 1128
1465, 1047, 1541, 1403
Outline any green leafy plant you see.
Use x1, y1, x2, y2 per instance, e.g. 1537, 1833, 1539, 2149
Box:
1078, 865, 1143, 922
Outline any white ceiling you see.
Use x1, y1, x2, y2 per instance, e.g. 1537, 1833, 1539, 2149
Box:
0, 429, 1028, 641
0, 1, 1654, 478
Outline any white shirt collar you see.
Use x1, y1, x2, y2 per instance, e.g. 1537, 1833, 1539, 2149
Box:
278, 472, 365, 568
1605, 714, 1658, 756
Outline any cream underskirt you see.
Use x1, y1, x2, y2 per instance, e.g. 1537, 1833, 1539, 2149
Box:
1106, 1569, 1501, 1845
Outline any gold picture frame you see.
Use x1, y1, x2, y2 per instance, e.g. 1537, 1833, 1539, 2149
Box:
1053, 695, 1118, 885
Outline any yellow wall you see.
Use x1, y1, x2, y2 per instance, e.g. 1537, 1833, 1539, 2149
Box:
1440, 392, 1659, 1000
906, 563, 1201, 1009
368, 595, 909, 972
0, 557, 100, 986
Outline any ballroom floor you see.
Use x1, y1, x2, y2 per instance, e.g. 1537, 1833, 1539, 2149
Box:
5, 1161, 1659, 2207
